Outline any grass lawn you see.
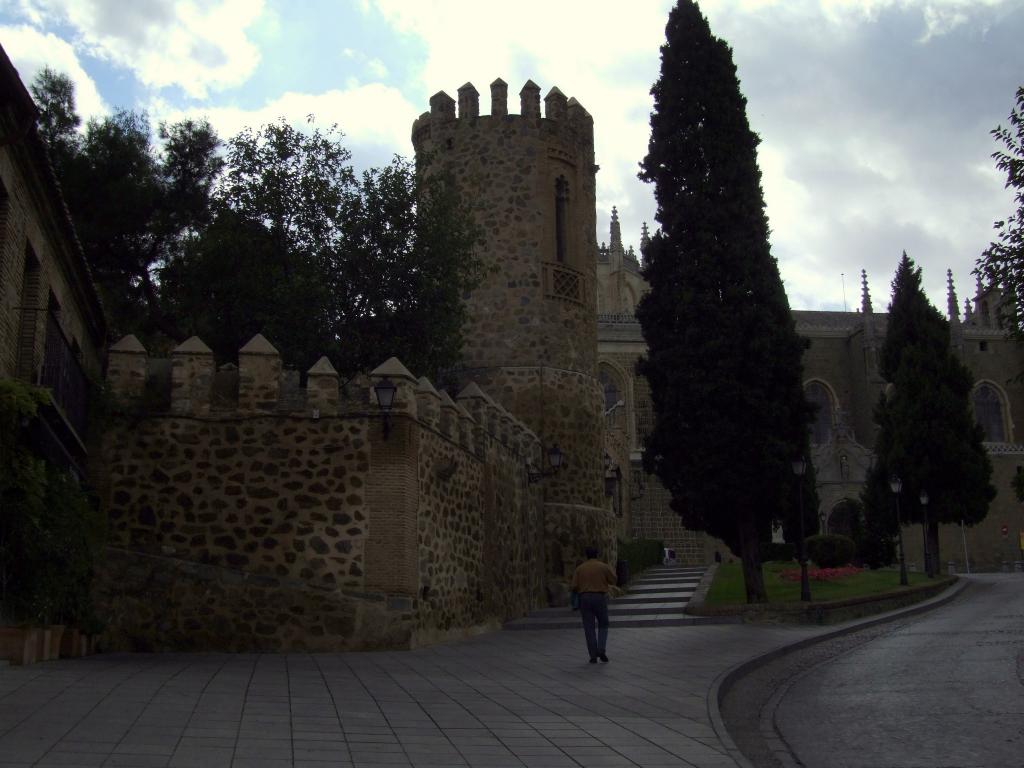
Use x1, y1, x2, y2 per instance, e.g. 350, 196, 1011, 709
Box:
703, 560, 933, 606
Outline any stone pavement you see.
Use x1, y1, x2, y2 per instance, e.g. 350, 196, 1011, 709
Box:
0, 620, 829, 768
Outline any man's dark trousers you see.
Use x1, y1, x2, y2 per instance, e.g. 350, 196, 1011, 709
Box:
579, 592, 609, 659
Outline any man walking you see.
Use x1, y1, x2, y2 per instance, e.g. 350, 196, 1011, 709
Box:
571, 546, 617, 663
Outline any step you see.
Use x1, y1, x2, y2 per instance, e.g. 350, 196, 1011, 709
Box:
615, 591, 695, 604
609, 603, 687, 616
504, 614, 740, 630
626, 583, 699, 594
627, 579, 702, 589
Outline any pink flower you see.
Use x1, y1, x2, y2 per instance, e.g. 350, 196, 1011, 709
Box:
779, 565, 862, 582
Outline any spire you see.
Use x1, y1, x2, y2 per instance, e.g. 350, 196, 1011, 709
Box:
610, 206, 622, 252
964, 297, 974, 323
947, 269, 960, 322
861, 269, 872, 314
640, 222, 650, 254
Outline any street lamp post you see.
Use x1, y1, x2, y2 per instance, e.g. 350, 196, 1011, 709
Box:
920, 489, 931, 578
792, 458, 811, 602
890, 475, 909, 586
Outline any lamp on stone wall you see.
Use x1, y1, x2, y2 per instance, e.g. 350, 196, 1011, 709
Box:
791, 457, 812, 602
373, 377, 398, 439
528, 444, 565, 484
920, 488, 931, 578
889, 474, 909, 586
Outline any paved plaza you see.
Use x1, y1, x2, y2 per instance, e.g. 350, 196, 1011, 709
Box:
0, 576, 970, 768
0, 620, 827, 768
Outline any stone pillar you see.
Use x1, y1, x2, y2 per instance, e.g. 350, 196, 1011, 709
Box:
238, 334, 281, 414
415, 377, 441, 431
438, 391, 461, 442
544, 86, 567, 121
430, 90, 456, 122
458, 82, 479, 119
307, 356, 339, 417
490, 78, 508, 116
170, 336, 214, 416
106, 335, 147, 400
520, 80, 541, 119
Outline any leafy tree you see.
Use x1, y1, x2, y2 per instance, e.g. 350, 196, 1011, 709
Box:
636, 0, 815, 603
863, 254, 994, 575
34, 73, 484, 378
976, 86, 1024, 332
163, 121, 485, 377
29, 67, 80, 175
31, 70, 223, 344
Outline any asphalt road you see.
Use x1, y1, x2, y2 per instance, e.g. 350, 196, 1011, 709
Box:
724, 574, 1024, 768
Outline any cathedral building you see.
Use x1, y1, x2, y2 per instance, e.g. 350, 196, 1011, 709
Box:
595, 213, 1024, 572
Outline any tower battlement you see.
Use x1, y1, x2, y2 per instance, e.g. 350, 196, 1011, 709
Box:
411, 78, 594, 153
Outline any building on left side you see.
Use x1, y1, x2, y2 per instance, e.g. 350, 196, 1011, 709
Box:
0, 44, 105, 479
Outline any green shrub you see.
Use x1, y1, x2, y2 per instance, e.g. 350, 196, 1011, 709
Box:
805, 534, 856, 568
1, 380, 105, 625
761, 541, 795, 562
617, 538, 664, 577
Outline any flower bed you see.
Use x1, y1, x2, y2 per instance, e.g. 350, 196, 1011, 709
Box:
780, 565, 862, 582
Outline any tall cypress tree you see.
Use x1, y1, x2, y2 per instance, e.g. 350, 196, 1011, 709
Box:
863, 254, 994, 575
636, 0, 814, 603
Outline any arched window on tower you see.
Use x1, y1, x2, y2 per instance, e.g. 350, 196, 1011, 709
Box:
805, 381, 834, 445
599, 366, 625, 431
973, 383, 1006, 442
555, 176, 569, 263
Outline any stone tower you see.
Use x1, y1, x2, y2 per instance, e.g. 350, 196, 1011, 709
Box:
412, 79, 613, 577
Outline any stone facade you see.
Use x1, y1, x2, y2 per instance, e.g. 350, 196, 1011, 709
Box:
0, 45, 105, 477
596, 215, 1024, 572
412, 80, 613, 578
96, 336, 546, 651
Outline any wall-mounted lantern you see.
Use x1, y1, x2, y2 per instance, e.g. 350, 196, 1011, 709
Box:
373, 376, 398, 439
528, 444, 565, 484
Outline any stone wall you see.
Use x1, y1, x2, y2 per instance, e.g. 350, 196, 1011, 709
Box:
95, 335, 547, 651
0, 118, 104, 383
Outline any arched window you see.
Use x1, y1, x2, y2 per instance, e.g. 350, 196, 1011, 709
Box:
555, 176, 569, 263
805, 381, 834, 445
974, 383, 1006, 442
599, 366, 625, 431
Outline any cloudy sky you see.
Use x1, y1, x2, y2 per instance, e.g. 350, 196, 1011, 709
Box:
1, 0, 1021, 313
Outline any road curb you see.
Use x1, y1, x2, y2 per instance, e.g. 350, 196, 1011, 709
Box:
705, 577, 972, 768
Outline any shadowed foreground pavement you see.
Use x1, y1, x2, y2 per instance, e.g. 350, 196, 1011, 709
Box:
0, 622, 826, 768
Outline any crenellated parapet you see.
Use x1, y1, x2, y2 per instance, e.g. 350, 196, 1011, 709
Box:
411, 77, 594, 156
105, 333, 540, 460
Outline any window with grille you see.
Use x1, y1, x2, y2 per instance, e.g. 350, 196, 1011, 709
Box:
634, 376, 653, 446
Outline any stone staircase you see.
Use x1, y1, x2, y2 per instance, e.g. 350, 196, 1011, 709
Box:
504, 564, 741, 630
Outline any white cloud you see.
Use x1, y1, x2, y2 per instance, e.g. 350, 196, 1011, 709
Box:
151, 83, 419, 158
16, 0, 265, 98
369, 0, 671, 246
0, 24, 106, 119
